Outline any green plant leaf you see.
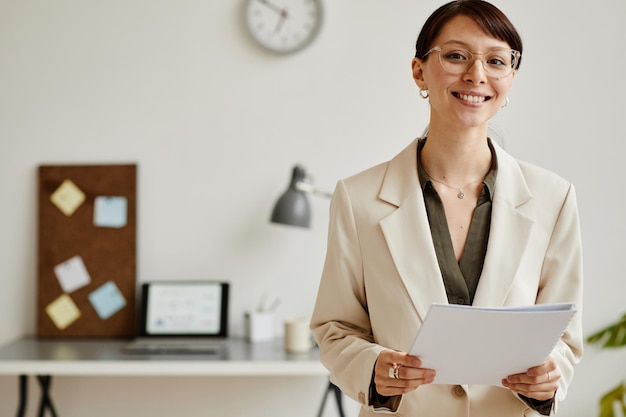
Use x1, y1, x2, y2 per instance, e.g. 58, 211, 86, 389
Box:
588, 314, 626, 417
587, 314, 626, 348
598, 382, 625, 417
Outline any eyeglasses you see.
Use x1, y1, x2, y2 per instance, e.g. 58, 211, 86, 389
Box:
423, 44, 521, 78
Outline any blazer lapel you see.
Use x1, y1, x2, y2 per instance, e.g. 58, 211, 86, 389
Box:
473, 142, 534, 307
377, 139, 535, 316
378, 139, 448, 322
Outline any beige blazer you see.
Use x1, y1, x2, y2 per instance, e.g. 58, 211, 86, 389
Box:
310, 138, 583, 417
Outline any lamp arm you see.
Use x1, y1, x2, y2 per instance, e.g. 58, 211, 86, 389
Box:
295, 181, 332, 199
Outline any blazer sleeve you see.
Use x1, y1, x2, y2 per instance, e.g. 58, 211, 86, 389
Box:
310, 179, 397, 412
533, 183, 584, 413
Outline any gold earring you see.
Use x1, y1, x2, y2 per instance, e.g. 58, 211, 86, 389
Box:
420, 89, 429, 99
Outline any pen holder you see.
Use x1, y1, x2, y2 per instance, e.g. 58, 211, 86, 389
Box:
245, 312, 275, 343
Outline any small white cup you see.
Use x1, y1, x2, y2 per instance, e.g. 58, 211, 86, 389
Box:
284, 318, 313, 353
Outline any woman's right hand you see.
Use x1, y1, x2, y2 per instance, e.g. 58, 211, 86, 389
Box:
374, 349, 436, 396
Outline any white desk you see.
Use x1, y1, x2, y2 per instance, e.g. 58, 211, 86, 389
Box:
0, 337, 344, 417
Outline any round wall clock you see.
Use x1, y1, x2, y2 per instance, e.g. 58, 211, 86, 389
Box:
245, 0, 323, 54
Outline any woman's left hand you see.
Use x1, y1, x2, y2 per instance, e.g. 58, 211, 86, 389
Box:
501, 356, 559, 401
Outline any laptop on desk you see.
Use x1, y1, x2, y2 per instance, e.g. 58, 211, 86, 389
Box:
123, 281, 229, 354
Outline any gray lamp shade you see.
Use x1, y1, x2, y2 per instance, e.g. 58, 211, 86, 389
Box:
270, 166, 311, 228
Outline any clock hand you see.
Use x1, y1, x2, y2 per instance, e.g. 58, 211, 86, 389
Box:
258, 0, 286, 16
274, 14, 286, 33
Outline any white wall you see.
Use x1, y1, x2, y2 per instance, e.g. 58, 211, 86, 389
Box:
0, 1, 624, 416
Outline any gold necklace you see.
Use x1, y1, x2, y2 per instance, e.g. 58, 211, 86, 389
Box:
423, 168, 484, 199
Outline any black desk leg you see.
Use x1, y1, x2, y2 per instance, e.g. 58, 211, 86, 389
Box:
316, 379, 345, 417
16, 375, 27, 417
36, 375, 58, 417
16, 375, 58, 417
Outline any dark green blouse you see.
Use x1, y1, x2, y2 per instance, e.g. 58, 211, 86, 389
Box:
417, 138, 496, 306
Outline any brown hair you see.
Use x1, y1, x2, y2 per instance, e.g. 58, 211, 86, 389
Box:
415, 0, 523, 69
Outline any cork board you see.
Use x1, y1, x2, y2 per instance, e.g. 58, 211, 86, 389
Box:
37, 164, 137, 338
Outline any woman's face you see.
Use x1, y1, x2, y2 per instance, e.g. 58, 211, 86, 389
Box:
412, 15, 515, 132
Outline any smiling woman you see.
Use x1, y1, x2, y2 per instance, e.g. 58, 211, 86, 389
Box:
310, 1, 584, 416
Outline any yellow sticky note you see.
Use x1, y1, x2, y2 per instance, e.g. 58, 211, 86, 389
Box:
46, 294, 81, 330
50, 179, 86, 216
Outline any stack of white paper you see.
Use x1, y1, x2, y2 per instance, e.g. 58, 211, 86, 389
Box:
409, 303, 576, 386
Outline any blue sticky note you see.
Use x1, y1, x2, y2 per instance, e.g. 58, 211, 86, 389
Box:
93, 196, 127, 228
88, 281, 126, 320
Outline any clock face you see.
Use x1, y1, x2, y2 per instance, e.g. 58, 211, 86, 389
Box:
245, 0, 323, 54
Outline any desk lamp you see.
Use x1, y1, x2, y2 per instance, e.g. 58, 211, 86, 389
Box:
270, 165, 331, 227
270, 165, 344, 417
